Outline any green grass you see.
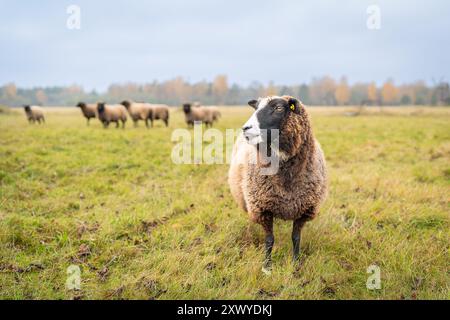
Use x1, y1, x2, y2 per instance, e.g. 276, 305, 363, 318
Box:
0, 106, 449, 300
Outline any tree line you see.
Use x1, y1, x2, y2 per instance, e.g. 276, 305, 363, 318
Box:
1, 75, 449, 107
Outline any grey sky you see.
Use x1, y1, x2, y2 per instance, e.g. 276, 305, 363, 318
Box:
0, 0, 449, 91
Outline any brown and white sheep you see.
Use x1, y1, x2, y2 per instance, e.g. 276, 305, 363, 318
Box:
183, 103, 214, 128
195, 103, 221, 124
209, 106, 221, 123
121, 100, 153, 128
97, 102, 127, 129
228, 96, 327, 274
149, 104, 170, 127
24, 105, 45, 124
76, 102, 97, 126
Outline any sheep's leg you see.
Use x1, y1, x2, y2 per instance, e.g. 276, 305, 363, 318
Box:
116, 121, 120, 129
261, 213, 274, 275
292, 217, 307, 262
133, 120, 138, 128
164, 119, 169, 127
87, 118, 90, 126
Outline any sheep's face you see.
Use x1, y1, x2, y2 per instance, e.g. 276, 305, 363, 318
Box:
121, 101, 131, 109
243, 96, 301, 146
24, 105, 31, 114
97, 103, 106, 113
183, 103, 192, 114
76, 102, 86, 108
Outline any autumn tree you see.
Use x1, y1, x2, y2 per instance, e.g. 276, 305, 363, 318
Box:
309, 76, 337, 105
367, 82, 377, 102
334, 77, 350, 105
212, 75, 228, 104
36, 90, 48, 105
265, 81, 277, 96
381, 79, 398, 105
3, 83, 17, 100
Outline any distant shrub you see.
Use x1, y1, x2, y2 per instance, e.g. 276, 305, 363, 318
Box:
0, 105, 11, 114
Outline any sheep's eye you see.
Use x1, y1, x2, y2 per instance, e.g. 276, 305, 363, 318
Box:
275, 106, 284, 112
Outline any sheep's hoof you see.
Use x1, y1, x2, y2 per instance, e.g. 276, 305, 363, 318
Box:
261, 266, 272, 276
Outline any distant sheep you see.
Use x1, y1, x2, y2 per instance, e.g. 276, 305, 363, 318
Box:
149, 104, 170, 127
228, 96, 327, 274
76, 102, 97, 126
24, 105, 45, 124
121, 100, 153, 128
209, 106, 221, 123
97, 102, 127, 128
195, 103, 221, 124
182, 103, 214, 128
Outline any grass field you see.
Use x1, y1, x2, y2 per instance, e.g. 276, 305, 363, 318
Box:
0, 106, 449, 300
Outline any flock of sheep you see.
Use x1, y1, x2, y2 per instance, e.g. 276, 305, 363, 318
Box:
23, 101, 221, 128
23, 95, 327, 274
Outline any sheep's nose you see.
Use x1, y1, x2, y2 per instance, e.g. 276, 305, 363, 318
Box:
242, 125, 252, 132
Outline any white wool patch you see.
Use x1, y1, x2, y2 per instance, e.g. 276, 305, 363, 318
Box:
242, 113, 262, 145
242, 96, 281, 145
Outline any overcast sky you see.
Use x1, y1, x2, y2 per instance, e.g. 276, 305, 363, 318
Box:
0, 0, 449, 91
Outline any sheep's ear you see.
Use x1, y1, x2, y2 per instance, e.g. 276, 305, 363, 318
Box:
248, 99, 258, 109
288, 97, 301, 114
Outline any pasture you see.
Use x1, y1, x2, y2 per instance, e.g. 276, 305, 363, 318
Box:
0, 106, 449, 299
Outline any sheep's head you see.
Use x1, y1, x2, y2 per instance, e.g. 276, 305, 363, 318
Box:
121, 100, 131, 109
23, 105, 31, 113
243, 96, 308, 160
97, 102, 106, 113
76, 102, 86, 109
183, 103, 192, 114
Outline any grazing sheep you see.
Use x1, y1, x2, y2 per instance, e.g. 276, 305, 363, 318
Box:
149, 104, 170, 127
228, 96, 327, 274
183, 103, 214, 128
195, 103, 221, 124
121, 100, 153, 128
97, 102, 127, 129
24, 105, 45, 124
76, 102, 97, 126
209, 106, 221, 123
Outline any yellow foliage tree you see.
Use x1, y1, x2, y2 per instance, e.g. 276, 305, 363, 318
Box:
266, 81, 277, 96
367, 82, 377, 101
334, 77, 350, 105
381, 80, 398, 105
212, 75, 228, 103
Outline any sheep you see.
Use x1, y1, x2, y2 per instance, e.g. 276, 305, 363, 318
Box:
228, 96, 327, 274
209, 106, 221, 123
121, 100, 153, 128
24, 105, 45, 124
76, 102, 97, 126
182, 103, 214, 128
97, 102, 127, 129
149, 104, 170, 127
195, 103, 221, 124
